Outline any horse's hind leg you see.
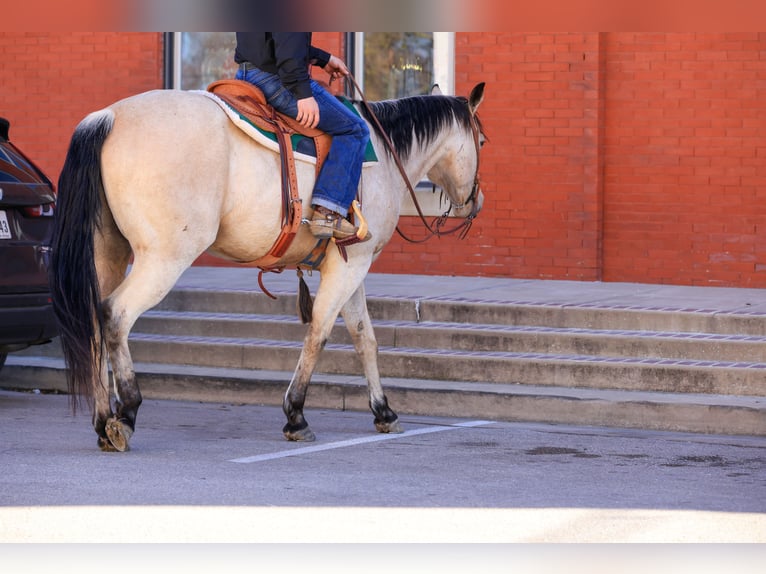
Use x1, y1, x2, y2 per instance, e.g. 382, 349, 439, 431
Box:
100, 288, 141, 452
97, 255, 192, 451
92, 222, 132, 451
340, 284, 402, 433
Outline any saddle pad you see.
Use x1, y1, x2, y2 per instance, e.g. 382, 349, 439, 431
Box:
196, 90, 377, 165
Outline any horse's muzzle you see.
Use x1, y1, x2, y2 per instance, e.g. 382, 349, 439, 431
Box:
454, 189, 484, 219
473, 190, 484, 215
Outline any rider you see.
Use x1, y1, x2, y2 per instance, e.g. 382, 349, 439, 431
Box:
234, 32, 371, 243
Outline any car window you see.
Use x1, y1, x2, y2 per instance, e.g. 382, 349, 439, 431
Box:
0, 143, 41, 183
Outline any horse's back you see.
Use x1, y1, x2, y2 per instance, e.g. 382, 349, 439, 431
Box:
107, 89, 228, 151
99, 89, 234, 258
102, 89, 231, 189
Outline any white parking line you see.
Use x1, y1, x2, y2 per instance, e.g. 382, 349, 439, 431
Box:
229, 420, 493, 464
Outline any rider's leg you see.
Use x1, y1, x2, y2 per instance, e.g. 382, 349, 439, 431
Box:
236, 65, 371, 241
309, 82, 371, 241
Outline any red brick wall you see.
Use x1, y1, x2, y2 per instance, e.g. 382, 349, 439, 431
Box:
3, 32, 765, 287
0, 32, 163, 179
313, 32, 343, 72
373, 33, 605, 280
372, 32, 766, 288
602, 33, 766, 287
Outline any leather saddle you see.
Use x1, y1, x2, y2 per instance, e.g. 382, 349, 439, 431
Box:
207, 79, 333, 271
207, 79, 332, 174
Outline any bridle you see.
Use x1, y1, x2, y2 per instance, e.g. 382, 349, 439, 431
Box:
348, 75, 483, 243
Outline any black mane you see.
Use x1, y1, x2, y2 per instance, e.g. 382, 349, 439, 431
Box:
358, 95, 478, 161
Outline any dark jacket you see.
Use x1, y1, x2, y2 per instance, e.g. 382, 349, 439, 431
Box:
234, 33, 331, 100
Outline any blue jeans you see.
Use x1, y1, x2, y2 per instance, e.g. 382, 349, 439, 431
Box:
236, 66, 370, 217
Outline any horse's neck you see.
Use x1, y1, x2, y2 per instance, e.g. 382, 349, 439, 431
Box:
383, 126, 452, 189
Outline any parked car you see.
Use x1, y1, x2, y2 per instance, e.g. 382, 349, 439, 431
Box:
0, 117, 58, 373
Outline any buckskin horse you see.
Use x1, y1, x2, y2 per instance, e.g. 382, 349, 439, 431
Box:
49, 80, 486, 451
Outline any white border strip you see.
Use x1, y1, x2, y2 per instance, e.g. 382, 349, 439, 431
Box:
230, 420, 492, 464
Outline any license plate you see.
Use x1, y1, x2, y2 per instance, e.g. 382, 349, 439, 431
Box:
0, 210, 11, 239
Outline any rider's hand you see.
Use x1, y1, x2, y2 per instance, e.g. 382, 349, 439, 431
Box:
324, 54, 350, 84
296, 96, 320, 129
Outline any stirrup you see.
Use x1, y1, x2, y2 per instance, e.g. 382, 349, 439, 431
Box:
350, 200, 369, 241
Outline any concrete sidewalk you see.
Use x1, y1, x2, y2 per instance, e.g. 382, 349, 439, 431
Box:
177, 266, 766, 318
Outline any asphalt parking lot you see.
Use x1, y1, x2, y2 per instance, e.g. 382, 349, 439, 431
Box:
1, 387, 764, 547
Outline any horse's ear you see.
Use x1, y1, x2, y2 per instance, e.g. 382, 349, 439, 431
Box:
430, 84, 443, 96
469, 82, 485, 114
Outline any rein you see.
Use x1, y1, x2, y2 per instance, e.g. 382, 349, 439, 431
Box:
347, 75, 481, 243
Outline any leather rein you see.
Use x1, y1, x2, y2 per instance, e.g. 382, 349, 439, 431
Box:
347, 75, 482, 243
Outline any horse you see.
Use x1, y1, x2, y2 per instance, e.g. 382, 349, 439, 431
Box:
49, 81, 486, 452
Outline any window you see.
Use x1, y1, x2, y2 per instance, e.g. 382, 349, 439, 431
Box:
167, 32, 238, 90
351, 32, 456, 216
351, 32, 455, 97
168, 32, 456, 95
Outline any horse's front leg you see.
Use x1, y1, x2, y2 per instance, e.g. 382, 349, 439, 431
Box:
283, 257, 370, 441
282, 324, 328, 442
340, 284, 402, 434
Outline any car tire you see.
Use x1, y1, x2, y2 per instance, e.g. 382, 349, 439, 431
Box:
0, 352, 6, 373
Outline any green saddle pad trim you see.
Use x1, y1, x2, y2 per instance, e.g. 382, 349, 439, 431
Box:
228, 96, 377, 163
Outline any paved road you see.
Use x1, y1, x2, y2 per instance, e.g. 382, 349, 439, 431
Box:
1, 386, 765, 547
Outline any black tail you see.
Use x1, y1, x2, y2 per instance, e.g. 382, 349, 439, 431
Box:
49, 110, 114, 412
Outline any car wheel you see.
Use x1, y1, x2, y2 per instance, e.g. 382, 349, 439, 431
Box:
0, 352, 6, 373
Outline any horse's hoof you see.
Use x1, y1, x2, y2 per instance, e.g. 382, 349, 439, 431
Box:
105, 417, 133, 452
97, 436, 120, 452
375, 419, 404, 434
283, 427, 316, 442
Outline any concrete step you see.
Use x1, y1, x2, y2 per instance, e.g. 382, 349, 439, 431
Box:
4, 355, 765, 437
124, 332, 766, 396
418, 298, 766, 336
5, 278, 766, 437
23, 320, 766, 397
134, 310, 766, 363
157, 288, 766, 336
